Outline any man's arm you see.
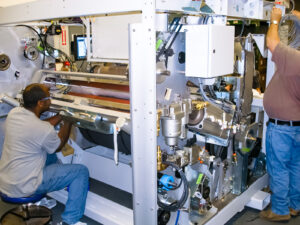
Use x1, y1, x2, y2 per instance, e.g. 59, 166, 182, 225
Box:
292, 10, 300, 20
267, 9, 300, 77
266, 7, 282, 53
55, 120, 72, 152
44, 114, 63, 126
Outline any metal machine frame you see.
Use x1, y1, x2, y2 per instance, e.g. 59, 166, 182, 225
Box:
0, 1, 273, 224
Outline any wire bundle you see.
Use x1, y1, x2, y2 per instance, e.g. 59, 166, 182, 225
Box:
157, 162, 189, 212
16, 24, 75, 70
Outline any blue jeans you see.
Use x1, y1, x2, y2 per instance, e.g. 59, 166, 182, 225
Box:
266, 122, 300, 215
35, 154, 89, 224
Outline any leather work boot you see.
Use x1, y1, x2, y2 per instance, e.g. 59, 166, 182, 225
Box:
260, 209, 291, 222
290, 208, 300, 217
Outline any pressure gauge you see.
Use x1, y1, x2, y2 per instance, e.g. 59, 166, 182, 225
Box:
24, 45, 39, 61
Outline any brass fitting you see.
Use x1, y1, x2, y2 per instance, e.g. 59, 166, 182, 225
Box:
157, 109, 162, 136
192, 100, 209, 110
157, 146, 168, 171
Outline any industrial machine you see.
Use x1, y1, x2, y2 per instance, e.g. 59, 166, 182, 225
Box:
0, 0, 284, 224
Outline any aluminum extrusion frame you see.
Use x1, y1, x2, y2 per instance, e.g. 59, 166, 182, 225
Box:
129, 0, 157, 224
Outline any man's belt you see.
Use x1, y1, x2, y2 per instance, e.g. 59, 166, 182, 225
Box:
269, 118, 300, 126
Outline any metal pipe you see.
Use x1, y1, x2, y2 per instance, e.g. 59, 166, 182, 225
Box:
41, 70, 128, 80
0, 94, 20, 107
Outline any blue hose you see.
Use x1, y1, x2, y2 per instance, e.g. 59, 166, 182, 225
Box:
175, 210, 180, 225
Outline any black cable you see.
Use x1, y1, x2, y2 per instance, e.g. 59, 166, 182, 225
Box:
120, 131, 131, 155
158, 177, 183, 191
239, 19, 245, 38
208, 85, 217, 99
78, 60, 86, 72
232, 133, 236, 154
162, 23, 183, 68
157, 163, 189, 212
198, 80, 234, 113
204, 16, 209, 24
43, 33, 59, 60
15, 25, 46, 69
168, 178, 182, 191
166, 24, 182, 53
44, 33, 74, 70
90, 65, 98, 73
156, 17, 181, 62
168, 17, 181, 33
286, 0, 295, 14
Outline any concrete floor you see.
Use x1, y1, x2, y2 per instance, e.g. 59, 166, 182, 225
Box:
1, 179, 299, 225
0, 199, 100, 225
1, 199, 300, 225
226, 206, 300, 225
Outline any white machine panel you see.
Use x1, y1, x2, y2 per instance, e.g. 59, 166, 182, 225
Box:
227, 0, 264, 19
206, 0, 228, 15
91, 14, 141, 62
185, 25, 234, 78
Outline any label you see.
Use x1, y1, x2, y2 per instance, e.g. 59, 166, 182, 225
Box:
61, 26, 67, 46
164, 88, 172, 101
196, 173, 203, 185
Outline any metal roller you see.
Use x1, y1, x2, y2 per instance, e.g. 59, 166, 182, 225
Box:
0, 54, 11, 71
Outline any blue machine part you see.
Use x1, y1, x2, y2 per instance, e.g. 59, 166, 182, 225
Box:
159, 174, 175, 191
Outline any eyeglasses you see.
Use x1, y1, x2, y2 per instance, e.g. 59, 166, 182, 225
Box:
40, 96, 51, 101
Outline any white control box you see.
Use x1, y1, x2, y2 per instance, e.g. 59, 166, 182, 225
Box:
185, 25, 234, 78
91, 14, 141, 62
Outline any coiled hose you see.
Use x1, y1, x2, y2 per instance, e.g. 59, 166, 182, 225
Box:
157, 162, 189, 212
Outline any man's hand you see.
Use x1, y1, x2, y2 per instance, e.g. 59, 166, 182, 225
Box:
271, 7, 282, 24
56, 119, 72, 152
266, 7, 281, 53
292, 10, 300, 20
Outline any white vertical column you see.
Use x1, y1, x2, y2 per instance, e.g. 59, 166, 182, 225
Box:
129, 0, 157, 224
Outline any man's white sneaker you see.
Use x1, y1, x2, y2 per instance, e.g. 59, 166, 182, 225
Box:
57, 222, 87, 225
71, 222, 87, 225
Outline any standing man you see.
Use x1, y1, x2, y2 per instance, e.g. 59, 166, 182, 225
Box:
260, 7, 300, 222
0, 83, 89, 225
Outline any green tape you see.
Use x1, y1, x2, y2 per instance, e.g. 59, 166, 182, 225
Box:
242, 147, 251, 153
196, 173, 203, 185
156, 39, 163, 51
37, 45, 44, 51
36, 42, 44, 52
